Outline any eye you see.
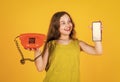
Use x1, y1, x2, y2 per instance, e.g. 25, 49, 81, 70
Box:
60, 21, 65, 25
68, 20, 72, 23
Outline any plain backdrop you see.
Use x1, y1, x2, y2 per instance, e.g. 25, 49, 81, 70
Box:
0, 0, 120, 82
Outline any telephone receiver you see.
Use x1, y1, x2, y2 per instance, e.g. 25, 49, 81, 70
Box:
14, 33, 46, 64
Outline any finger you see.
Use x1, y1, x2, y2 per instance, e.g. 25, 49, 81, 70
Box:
25, 48, 30, 50
25, 48, 33, 51
88, 25, 92, 28
101, 25, 103, 30
35, 48, 40, 51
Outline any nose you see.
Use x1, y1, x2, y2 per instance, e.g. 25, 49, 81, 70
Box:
65, 22, 71, 27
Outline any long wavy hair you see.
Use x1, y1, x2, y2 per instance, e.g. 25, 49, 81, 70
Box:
41, 11, 76, 57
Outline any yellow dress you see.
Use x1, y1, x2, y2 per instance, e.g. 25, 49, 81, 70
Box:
43, 40, 80, 82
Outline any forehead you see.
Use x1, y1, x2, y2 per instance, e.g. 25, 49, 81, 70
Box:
60, 14, 70, 21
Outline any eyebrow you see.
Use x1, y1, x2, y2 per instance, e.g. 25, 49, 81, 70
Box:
60, 21, 64, 22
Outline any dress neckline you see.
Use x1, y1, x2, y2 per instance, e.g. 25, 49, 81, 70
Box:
55, 39, 73, 46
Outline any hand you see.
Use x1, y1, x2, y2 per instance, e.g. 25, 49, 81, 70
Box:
25, 48, 40, 52
25, 48, 36, 51
88, 21, 103, 30
25, 48, 41, 57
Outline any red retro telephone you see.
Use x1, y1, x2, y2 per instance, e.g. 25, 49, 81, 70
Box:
14, 33, 46, 64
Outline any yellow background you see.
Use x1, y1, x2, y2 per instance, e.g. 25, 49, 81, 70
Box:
0, 0, 120, 82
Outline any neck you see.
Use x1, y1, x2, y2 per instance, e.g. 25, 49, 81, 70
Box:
57, 36, 71, 45
59, 35, 70, 40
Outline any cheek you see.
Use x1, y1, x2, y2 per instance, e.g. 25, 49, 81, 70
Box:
59, 27, 63, 33
71, 23, 73, 27
59, 28, 64, 33
59, 25, 65, 30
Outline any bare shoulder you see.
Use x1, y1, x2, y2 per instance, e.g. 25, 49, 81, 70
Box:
77, 40, 86, 51
77, 39, 92, 51
77, 40, 87, 45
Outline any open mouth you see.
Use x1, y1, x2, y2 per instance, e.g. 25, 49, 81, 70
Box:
64, 27, 71, 31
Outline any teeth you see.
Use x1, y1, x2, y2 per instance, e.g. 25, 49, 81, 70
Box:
64, 27, 70, 31
64, 29, 69, 31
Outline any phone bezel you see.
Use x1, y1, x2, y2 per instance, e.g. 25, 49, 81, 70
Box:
92, 21, 102, 41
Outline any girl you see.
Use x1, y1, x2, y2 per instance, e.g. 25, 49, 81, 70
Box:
34, 11, 102, 82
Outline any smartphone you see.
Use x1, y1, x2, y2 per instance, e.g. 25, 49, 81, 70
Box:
92, 21, 102, 41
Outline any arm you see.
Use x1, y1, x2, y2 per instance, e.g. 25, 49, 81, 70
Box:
79, 21, 103, 55
34, 47, 49, 72
79, 40, 102, 55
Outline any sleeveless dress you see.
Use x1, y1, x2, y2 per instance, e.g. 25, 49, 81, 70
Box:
43, 40, 81, 82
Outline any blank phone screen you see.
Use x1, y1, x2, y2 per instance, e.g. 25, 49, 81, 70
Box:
92, 22, 101, 41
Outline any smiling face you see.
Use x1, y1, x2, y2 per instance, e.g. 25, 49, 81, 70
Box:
46, 11, 76, 42
59, 14, 73, 37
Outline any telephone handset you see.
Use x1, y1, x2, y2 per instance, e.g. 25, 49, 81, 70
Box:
14, 33, 46, 64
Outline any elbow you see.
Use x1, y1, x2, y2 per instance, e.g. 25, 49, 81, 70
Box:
97, 52, 102, 55
37, 67, 44, 72
96, 50, 103, 55
35, 63, 45, 72
37, 69, 44, 72
94, 47, 103, 55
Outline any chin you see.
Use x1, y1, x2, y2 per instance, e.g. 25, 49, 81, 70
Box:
64, 33, 71, 35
